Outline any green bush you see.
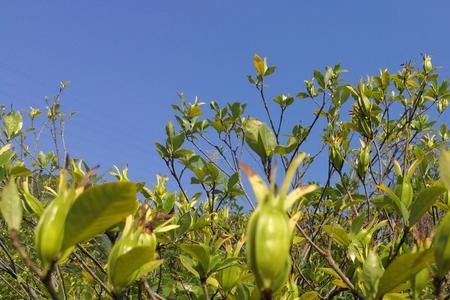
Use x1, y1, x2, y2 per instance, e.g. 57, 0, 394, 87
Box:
1, 55, 450, 300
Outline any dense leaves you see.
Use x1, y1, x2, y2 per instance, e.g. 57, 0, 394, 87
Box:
1, 54, 450, 300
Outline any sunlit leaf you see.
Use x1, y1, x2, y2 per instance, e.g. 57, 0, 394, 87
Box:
0, 178, 22, 230
434, 212, 450, 277
440, 150, 450, 190
62, 182, 138, 250
409, 182, 447, 225
3, 112, 23, 139
253, 54, 266, 77
377, 249, 434, 298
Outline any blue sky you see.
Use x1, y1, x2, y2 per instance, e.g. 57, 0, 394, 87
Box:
1, 1, 449, 186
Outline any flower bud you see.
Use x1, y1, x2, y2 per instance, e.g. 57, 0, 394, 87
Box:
423, 54, 432, 73
357, 140, 370, 179
330, 145, 344, 172
108, 208, 160, 293
271, 257, 291, 293
35, 171, 76, 270
246, 206, 290, 291
241, 155, 317, 296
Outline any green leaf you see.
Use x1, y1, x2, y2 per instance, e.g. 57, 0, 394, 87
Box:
243, 119, 275, 159
172, 133, 185, 151
322, 224, 350, 247
10, 165, 31, 177
264, 66, 277, 77
0, 150, 15, 167
22, 189, 44, 217
154, 224, 179, 233
296, 92, 310, 99
165, 120, 175, 140
314, 70, 325, 88
383, 293, 409, 300
179, 244, 210, 276
3, 112, 23, 139
440, 150, 450, 190
0, 178, 22, 230
134, 259, 164, 282
227, 172, 239, 191
162, 193, 176, 214
377, 184, 409, 224
377, 249, 434, 298
62, 182, 137, 250
298, 291, 320, 300
179, 255, 200, 278
274, 138, 299, 155
409, 182, 447, 226
210, 257, 239, 273
434, 212, 450, 277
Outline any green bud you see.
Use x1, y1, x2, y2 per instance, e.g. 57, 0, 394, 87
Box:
35, 171, 76, 270
108, 209, 160, 293
247, 206, 290, 291
330, 145, 344, 172
271, 257, 291, 293
357, 140, 370, 180
241, 155, 316, 296
423, 54, 432, 73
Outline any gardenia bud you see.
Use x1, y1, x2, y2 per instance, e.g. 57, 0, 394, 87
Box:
330, 144, 344, 172
35, 172, 76, 270
241, 154, 317, 297
357, 140, 370, 179
423, 55, 432, 73
247, 206, 291, 291
108, 216, 158, 292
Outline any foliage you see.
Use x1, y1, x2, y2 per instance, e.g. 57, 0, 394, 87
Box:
1, 54, 450, 300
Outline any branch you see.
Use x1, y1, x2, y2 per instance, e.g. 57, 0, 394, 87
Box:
73, 252, 113, 298
10, 230, 60, 300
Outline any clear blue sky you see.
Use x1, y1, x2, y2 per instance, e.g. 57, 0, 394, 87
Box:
1, 1, 449, 185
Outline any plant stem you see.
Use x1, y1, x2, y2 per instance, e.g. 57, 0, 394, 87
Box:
202, 281, 209, 300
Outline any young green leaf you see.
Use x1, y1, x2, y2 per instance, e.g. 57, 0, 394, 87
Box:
409, 182, 447, 226
62, 182, 138, 250
0, 178, 22, 231
253, 54, 267, 77
439, 150, 450, 190
3, 112, 23, 140
434, 212, 450, 277
179, 243, 210, 276
377, 249, 434, 298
